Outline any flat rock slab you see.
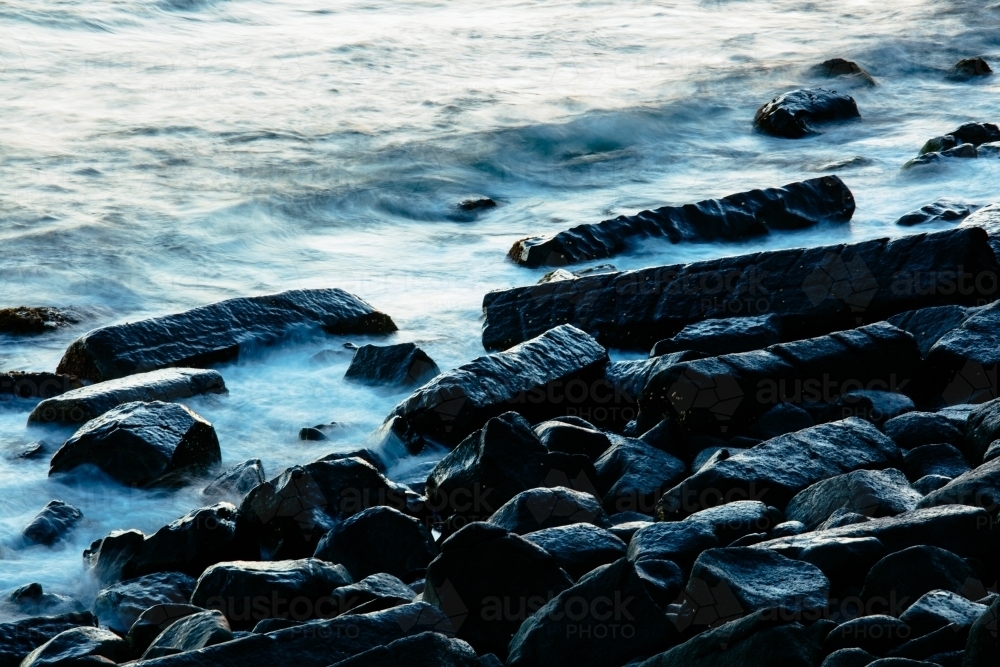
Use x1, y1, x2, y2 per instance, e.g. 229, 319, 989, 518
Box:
651, 314, 783, 358
0, 307, 77, 334
56, 288, 396, 382
49, 401, 221, 488
753, 88, 860, 138
509, 176, 854, 267
483, 227, 998, 351
656, 418, 901, 519
387, 324, 608, 446
29, 368, 226, 425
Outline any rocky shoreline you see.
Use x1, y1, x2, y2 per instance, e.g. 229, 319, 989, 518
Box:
3, 85, 1000, 667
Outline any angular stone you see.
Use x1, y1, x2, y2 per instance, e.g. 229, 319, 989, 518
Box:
903, 444, 970, 481
818, 509, 873, 530
884, 411, 966, 450
483, 227, 998, 351
125, 604, 204, 659
924, 302, 1000, 408
486, 487, 610, 535
329, 573, 415, 615
344, 343, 440, 388
784, 469, 921, 529
754, 88, 860, 138
94, 572, 197, 633
912, 475, 952, 495
123, 503, 241, 579
821, 648, 878, 667
19, 500, 83, 546
827, 390, 915, 427
823, 615, 913, 656
422, 522, 573, 656
756, 535, 887, 589
84, 529, 146, 585
895, 200, 980, 227
49, 401, 221, 487
594, 436, 686, 514
57, 289, 396, 382
20, 627, 128, 667
888, 306, 972, 358
657, 418, 902, 519
900, 590, 987, 635
921, 123, 1000, 155
29, 368, 226, 425
756, 403, 815, 439
142, 609, 232, 659
327, 631, 479, 667
917, 457, 1000, 510
313, 506, 437, 581
509, 176, 854, 267
533, 420, 612, 460
203, 459, 265, 499
507, 558, 678, 667
964, 398, 1000, 462
191, 558, 352, 630
0, 612, 97, 667
387, 325, 608, 445
860, 545, 979, 613
963, 596, 999, 667
522, 523, 627, 580
682, 501, 783, 546
626, 521, 720, 573
651, 315, 783, 358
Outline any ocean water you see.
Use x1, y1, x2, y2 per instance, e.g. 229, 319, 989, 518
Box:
1, 0, 999, 617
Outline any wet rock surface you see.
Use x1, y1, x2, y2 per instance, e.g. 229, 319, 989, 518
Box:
895, 199, 980, 226
0, 307, 77, 335
509, 176, 855, 267
784, 468, 921, 529
522, 523, 627, 580
753, 88, 860, 138
18, 500, 84, 546
49, 400, 221, 487
0, 613, 97, 667
142, 609, 233, 659
56, 288, 396, 382
20, 626, 129, 667
0, 371, 81, 400
94, 572, 197, 632
485, 486, 611, 534
344, 342, 440, 388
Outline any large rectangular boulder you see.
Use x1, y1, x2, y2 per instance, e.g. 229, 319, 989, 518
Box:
56, 289, 396, 382
923, 300, 1000, 407
385, 324, 609, 446
509, 176, 855, 268
655, 417, 902, 519
483, 227, 999, 351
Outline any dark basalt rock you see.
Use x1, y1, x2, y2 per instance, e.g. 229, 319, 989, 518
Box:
0, 612, 96, 667
508, 176, 854, 267
0, 307, 76, 335
651, 315, 782, 358
917, 457, 1000, 511
0, 372, 81, 400
656, 418, 902, 520
486, 487, 611, 535
423, 522, 572, 656
860, 545, 979, 614
387, 325, 609, 445
329, 573, 415, 615
637, 608, 831, 667
142, 609, 232, 659
814, 58, 876, 85
522, 523, 627, 580
753, 505, 999, 561
753, 88, 860, 138
125, 604, 204, 659
883, 411, 966, 450
125, 602, 453, 667
985, 440, 1000, 462
507, 558, 679, 667
685, 547, 829, 618
757, 534, 887, 590
368, 415, 428, 461
313, 505, 437, 581
49, 401, 221, 488
603, 352, 695, 405
484, 227, 999, 352
886, 623, 969, 662
122, 503, 241, 579
900, 590, 987, 635
953, 57, 993, 79
626, 521, 720, 573
818, 509, 873, 530
683, 500, 783, 546
94, 572, 197, 633
458, 198, 497, 211
203, 459, 265, 499
903, 145, 978, 170
963, 398, 1000, 463
316, 447, 386, 472
8, 440, 46, 460
29, 368, 226, 425
827, 390, 915, 427
903, 444, 970, 481
344, 342, 440, 388
19, 500, 83, 546
533, 420, 612, 459
895, 200, 980, 227
963, 596, 999, 667
236, 457, 399, 560
823, 615, 913, 656
20, 626, 128, 667
888, 305, 973, 361
821, 648, 878, 667
784, 468, 921, 530
56, 289, 396, 383
2, 583, 83, 618
920, 123, 1000, 154
594, 436, 687, 515
85, 529, 147, 584
191, 558, 352, 630
912, 474, 953, 494
756, 402, 815, 439
639, 323, 922, 439
328, 631, 480, 667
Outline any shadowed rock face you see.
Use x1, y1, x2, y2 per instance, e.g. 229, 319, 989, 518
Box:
483, 227, 999, 352
56, 288, 396, 382
753, 88, 860, 138
508, 176, 855, 268
19, 500, 84, 546
345, 342, 440, 388
0, 613, 97, 667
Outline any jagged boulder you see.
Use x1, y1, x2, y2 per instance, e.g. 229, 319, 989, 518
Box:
313, 506, 437, 580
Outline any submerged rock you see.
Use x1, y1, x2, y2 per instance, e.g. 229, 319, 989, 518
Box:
903, 144, 978, 170
814, 58, 876, 85
919, 123, 1000, 154
895, 199, 980, 227
49, 400, 221, 487
203, 459, 265, 498
19, 500, 83, 547
952, 57, 993, 79
483, 227, 998, 351
0, 307, 77, 335
56, 288, 396, 382
29, 367, 226, 425
509, 176, 854, 267
0, 372, 81, 400
387, 325, 608, 445
344, 342, 440, 388
753, 88, 860, 138
2, 583, 83, 618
